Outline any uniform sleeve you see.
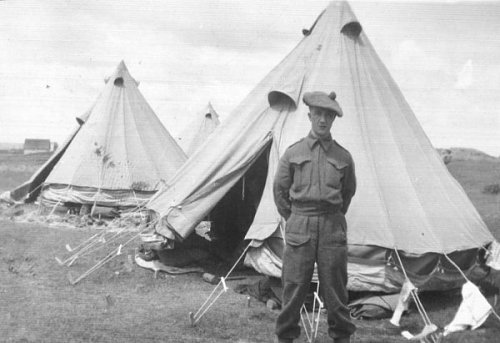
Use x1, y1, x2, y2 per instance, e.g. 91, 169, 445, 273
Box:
273, 150, 293, 220
341, 158, 356, 214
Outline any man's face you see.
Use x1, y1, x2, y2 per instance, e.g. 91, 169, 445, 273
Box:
308, 106, 336, 138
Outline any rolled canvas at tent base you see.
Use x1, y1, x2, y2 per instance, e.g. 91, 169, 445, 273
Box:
245, 240, 489, 292
40, 184, 156, 208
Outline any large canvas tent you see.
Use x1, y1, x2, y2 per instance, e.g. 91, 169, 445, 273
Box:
11, 61, 187, 208
146, 1, 494, 292
177, 102, 220, 156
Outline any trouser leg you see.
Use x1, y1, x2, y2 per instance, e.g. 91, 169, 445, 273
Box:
276, 239, 315, 340
317, 214, 356, 339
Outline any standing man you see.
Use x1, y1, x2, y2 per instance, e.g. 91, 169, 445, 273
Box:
273, 91, 356, 343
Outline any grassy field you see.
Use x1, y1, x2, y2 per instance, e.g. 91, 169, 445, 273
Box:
0, 152, 51, 193
1, 153, 500, 342
446, 159, 500, 237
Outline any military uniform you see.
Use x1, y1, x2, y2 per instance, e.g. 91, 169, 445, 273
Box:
273, 131, 356, 343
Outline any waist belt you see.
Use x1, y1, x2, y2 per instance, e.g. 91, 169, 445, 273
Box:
291, 201, 342, 216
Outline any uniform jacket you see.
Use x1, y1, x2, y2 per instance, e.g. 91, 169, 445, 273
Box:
273, 131, 356, 220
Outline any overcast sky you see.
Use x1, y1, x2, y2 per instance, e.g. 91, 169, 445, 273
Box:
0, 0, 499, 156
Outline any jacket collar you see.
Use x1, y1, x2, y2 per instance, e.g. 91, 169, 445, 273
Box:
306, 131, 333, 151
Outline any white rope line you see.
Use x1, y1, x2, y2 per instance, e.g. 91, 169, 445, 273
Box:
48, 199, 63, 216
69, 249, 117, 285
393, 249, 438, 343
443, 253, 500, 323
58, 219, 127, 265
56, 198, 161, 277
44, 184, 71, 216
66, 232, 101, 252
65, 237, 104, 266
223, 243, 251, 279
56, 232, 106, 265
69, 227, 148, 285
192, 278, 225, 320
394, 249, 432, 324
191, 287, 227, 326
25, 182, 44, 199
69, 228, 134, 263
190, 242, 252, 326
66, 217, 162, 284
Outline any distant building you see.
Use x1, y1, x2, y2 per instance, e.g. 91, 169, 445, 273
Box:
24, 139, 51, 155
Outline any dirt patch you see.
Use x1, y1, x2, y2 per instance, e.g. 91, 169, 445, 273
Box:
5, 256, 38, 277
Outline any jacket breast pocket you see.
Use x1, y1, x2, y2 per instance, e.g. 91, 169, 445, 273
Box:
289, 155, 312, 191
326, 157, 348, 188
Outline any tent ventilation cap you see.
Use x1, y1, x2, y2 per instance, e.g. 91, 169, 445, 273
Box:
114, 77, 124, 87
268, 91, 297, 111
341, 22, 362, 38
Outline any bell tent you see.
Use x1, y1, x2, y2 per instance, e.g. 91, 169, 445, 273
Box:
11, 61, 187, 208
146, 1, 494, 292
177, 102, 220, 156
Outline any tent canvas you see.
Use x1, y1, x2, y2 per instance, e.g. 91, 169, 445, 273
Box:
146, 1, 494, 292
177, 102, 220, 156
12, 61, 187, 208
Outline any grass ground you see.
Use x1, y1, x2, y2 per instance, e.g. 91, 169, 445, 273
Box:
0, 153, 499, 342
446, 159, 500, 236
0, 152, 51, 193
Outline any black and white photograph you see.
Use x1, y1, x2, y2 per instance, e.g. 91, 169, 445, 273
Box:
1, 1, 500, 342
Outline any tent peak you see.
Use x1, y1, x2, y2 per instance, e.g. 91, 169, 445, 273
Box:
117, 60, 128, 70
304, 1, 362, 38
103, 61, 140, 87
205, 102, 219, 120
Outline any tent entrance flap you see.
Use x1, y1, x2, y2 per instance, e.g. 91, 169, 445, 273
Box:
206, 143, 271, 259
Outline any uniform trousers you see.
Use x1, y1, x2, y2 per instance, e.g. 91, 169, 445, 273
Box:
275, 210, 356, 341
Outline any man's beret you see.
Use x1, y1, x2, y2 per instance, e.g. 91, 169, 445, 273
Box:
303, 91, 343, 117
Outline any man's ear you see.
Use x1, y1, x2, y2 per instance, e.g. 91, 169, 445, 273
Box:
307, 112, 312, 121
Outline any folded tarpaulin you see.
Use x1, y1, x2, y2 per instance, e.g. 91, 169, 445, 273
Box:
349, 293, 400, 319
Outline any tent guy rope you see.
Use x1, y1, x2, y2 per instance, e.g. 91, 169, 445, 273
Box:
394, 248, 440, 343
189, 242, 251, 326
